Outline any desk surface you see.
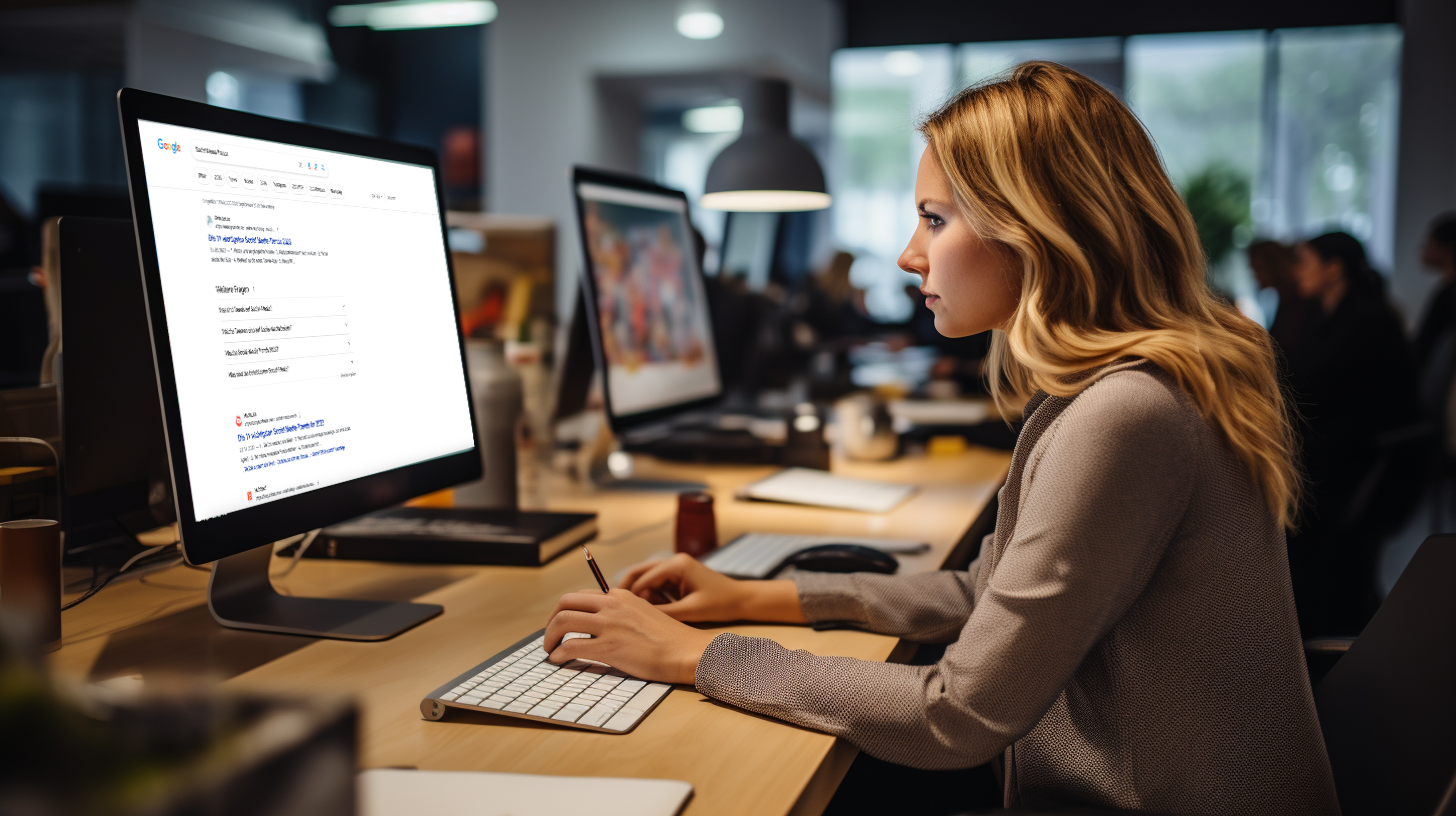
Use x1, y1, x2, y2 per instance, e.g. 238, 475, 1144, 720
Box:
49, 449, 1010, 816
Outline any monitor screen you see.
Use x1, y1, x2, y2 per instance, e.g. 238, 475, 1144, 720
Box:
574, 177, 721, 421
133, 119, 475, 524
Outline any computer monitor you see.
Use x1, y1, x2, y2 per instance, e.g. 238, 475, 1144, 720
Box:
569, 166, 723, 433
118, 88, 480, 640
56, 217, 175, 557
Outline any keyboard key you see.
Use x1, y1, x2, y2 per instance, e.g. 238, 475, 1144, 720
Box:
578, 705, 616, 728
625, 683, 671, 711
619, 680, 647, 693
528, 703, 563, 717
478, 698, 506, 709
602, 709, 643, 732
441, 692, 460, 701
552, 704, 591, 723
505, 700, 535, 713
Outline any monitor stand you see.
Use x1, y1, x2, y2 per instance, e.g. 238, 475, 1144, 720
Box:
207, 542, 442, 641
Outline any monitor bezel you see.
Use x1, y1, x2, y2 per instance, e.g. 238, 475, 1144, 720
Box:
569, 165, 724, 433
117, 88, 482, 566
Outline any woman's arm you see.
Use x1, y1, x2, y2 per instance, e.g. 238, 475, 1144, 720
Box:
620, 549, 984, 642
694, 382, 1197, 768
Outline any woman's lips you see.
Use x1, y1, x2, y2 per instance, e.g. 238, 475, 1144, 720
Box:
922, 291, 939, 306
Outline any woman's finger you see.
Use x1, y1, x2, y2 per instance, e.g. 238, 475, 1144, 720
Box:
617, 559, 665, 589
544, 632, 599, 665
543, 609, 601, 651
627, 558, 689, 598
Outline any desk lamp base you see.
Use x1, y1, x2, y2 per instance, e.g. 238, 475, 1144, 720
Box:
206, 542, 442, 641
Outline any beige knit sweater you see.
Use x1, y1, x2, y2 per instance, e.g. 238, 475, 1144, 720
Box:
694, 360, 1340, 814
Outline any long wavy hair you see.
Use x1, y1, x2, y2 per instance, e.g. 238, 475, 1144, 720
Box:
921, 61, 1300, 528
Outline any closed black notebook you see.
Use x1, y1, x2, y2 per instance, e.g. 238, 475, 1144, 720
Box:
308, 507, 597, 566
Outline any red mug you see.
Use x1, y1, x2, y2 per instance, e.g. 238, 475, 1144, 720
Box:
674, 492, 718, 558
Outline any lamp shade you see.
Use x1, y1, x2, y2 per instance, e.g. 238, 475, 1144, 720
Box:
701, 78, 830, 212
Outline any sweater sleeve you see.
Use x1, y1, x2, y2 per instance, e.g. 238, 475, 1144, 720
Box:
693, 378, 1197, 769
789, 554, 982, 643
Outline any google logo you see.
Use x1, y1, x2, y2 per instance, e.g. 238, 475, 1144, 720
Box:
157, 139, 182, 153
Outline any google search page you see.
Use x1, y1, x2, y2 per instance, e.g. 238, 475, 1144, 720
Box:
137, 120, 474, 522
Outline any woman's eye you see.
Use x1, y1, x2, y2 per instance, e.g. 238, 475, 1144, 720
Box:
923, 214, 944, 228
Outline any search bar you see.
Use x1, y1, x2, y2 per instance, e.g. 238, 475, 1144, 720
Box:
191, 140, 329, 178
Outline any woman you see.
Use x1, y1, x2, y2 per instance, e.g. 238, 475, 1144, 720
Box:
1283, 231, 1418, 637
543, 63, 1338, 813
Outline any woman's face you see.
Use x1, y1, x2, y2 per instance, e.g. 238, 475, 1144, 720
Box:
897, 149, 1020, 338
1293, 243, 1343, 299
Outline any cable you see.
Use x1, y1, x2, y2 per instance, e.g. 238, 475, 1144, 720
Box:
273, 528, 322, 578
60, 543, 182, 611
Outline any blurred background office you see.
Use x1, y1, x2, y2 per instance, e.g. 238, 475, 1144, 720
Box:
2, 0, 1455, 629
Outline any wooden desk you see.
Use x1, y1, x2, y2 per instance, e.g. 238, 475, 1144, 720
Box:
49, 449, 1010, 816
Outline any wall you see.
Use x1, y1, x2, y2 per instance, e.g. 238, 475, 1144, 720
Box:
126, 0, 333, 103
485, 0, 841, 315
1389, 0, 1456, 322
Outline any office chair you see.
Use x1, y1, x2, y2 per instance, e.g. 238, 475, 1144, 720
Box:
959, 535, 1455, 816
1311, 533, 1456, 816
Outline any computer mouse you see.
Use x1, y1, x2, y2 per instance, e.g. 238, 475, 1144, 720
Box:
772, 544, 898, 576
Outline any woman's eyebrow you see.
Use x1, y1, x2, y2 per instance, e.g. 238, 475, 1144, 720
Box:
917, 198, 953, 210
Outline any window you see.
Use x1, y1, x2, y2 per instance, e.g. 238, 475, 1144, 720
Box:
830, 25, 1402, 324
829, 45, 954, 321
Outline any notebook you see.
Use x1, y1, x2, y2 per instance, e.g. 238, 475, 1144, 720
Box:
307, 507, 597, 566
358, 768, 693, 816
735, 467, 916, 513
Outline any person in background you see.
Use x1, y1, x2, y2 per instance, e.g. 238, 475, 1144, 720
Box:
1283, 230, 1419, 637
801, 250, 875, 341
1414, 212, 1456, 370
1247, 238, 1312, 354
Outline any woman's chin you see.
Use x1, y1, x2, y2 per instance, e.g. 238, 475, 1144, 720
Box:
931, 313, 974, 339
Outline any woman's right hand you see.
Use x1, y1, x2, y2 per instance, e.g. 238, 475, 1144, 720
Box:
619, 553, 806, 624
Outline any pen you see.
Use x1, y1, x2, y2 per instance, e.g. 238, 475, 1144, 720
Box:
583, 544, 610, 593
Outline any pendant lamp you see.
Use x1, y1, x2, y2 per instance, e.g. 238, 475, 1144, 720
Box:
701, 77, 831, 212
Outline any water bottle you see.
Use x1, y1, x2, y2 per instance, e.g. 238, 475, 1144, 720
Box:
457, 338, 522, 509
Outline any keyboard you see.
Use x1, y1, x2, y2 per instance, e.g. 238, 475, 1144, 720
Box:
702, 532, 931, 579
420, 630, 672, 733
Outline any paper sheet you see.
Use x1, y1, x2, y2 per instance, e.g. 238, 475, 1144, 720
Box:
358, 769, 693, 816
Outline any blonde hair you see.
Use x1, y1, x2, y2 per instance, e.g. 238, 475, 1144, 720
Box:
921, 62, 1300, 528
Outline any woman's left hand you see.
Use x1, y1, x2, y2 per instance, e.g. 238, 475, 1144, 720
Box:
543, 588, 719, 685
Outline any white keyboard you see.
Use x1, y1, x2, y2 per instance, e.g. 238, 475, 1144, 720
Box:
420, 630, 671, 733
702, 532, 931, 579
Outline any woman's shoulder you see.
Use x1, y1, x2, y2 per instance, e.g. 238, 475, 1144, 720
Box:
1050, 360, 1204, 449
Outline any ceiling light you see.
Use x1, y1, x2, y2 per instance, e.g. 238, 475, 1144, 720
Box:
677, 11, 724, 39
702, 78, 831, 213
206, 71, 242, 109
330, 0, 497, 30
700, 191, 832, 212
683, 104, 742, 133
882, 50, 923, 77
